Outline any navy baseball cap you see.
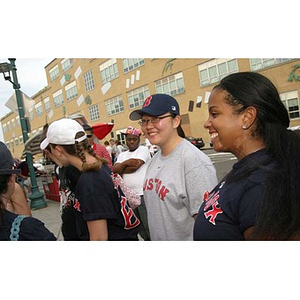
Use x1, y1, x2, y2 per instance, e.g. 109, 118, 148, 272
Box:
129, 94, 180, 120
0, 142, 21, 175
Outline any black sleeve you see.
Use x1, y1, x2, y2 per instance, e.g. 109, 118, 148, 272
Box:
76, 171, 117, 222
19, 217, 57, 241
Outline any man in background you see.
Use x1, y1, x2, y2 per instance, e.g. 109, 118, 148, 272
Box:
113, 126, 151, 240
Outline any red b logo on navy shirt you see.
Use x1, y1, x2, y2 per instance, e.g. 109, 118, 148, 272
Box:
143, 96, 152, 108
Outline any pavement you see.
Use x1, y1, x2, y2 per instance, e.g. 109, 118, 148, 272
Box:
29, 176, 63, 241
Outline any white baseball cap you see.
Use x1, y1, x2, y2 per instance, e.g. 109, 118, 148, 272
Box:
40, 118, 87, 150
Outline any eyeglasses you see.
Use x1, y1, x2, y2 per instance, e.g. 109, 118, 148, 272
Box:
86, 134, 93, 138
138, 115, 173, 126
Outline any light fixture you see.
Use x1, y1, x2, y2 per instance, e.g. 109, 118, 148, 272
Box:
0, 62, 11, 81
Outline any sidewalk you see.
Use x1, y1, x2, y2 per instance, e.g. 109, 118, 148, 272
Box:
31, 199, 63, 240
30, 176, 63, 241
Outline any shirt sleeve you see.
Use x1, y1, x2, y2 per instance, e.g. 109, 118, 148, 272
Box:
20, 217, 57, 241
135, 146, 151, 163
76, 172, 117, 222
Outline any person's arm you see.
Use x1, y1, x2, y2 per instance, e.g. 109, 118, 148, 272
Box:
113, 158, 144, 175
11, 182, 32, 216
243, 226, 254, 240
87, 219, 108, 241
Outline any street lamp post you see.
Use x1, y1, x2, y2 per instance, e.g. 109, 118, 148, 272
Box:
0, 58, 47, 210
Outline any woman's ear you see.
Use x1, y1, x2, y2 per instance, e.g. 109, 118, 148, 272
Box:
52, 145, 64, 157
242, 106, 257, 129
173, 115, 181, 129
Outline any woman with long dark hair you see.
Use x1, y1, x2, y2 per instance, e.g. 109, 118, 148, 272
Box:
194, 72, 300, 240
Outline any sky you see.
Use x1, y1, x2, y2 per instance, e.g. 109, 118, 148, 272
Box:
0, 58, 52, 141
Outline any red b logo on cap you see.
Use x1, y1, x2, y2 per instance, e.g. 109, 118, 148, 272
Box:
143, 96, 152, 108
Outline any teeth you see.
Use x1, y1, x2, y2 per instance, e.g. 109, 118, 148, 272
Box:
210, 133, 218, 140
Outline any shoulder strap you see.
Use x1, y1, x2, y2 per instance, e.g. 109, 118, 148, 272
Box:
10, 215, 27, 241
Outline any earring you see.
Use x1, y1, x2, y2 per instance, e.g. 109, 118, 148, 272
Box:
242, 124, 247, 129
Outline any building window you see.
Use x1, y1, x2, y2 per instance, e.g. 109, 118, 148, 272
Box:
127, 85, 150, 109
3, 124, 7, 133
89, 104, 100, 121
61, 58, 73, 72
123, 58, 145, 73
116, 129, 127, 145
53, 89, 64, 108
29, 109, 34, 120
84, 70, 95, 92
16, 116, 20, 126
105, 95, 124, 116
65, 81, 78, 101
35, 102, 43, 117
19, 136, 23, 144
15, 138, 19, 146
11, 119, 15, 128
44, 97, 51, 112
155, 72, 185, 96
249, 58, 294, 71
49, 65, 59, 81
7, 121, 11, 131
100, 58, 119, 84
280, 90, 300, 119
198, 59, 238, 87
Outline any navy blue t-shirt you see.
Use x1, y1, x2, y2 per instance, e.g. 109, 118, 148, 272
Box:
0, 210, 56, 241
75, 164, 140, 241
193, 149, 273, 241
58, 165, 89, 241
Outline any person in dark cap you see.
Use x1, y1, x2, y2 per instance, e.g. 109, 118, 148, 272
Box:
129, 93, 218, 241
0, 142, 56, 240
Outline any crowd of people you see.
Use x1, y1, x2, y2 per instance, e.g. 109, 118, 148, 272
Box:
1, 71, 300, 241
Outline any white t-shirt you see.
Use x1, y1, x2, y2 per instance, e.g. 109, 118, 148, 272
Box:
106, 145, 112, 157
115, 146, 151, 195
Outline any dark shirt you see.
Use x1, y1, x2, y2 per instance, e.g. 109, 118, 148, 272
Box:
58, 165, 89, 241
0, 210, 56, 241
76, 164, 140, 241
59, 164, 140, 241
193, 149, 273, 241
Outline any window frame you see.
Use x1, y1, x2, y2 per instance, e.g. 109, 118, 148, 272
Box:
84, 70, 95, 92
122, 58, 145, 73
280, 90, 300, 120
155, 72, 185, 96
249, 58, 294, 71
198, 59, 238, 87
89, 104, 100, 121
127, 85, 150, 110
65, 81, 78, 101
105, 95, 125, 116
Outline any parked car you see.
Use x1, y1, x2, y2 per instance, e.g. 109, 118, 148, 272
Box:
185, 136, 205, 149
